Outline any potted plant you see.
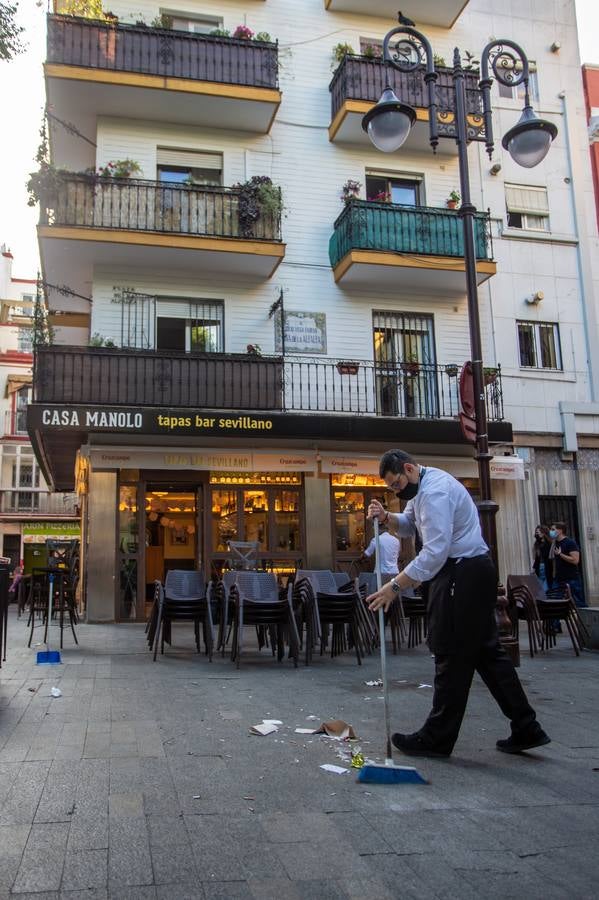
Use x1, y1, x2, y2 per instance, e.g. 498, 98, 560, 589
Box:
340, 179, 361, 205
150, 13, 173, 29
331, 41, 355, 68
336, 360, 360, 375
483, 366, 498, 385
447, 190, 461, 209
433, 53, 446, 67
97, 159, 142, 179
233, 176, 283, 238
362, 43, 382, 60
445, 363, 459, 377
89, 333, 117, 348
232, 25, 255, 40
246, 343, 262, 356
368, 190, 391, 203
400, 353, 420, 375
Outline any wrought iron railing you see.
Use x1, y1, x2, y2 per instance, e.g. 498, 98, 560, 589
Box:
46, 14, 279, 89
34, 347, 504, 421
330, 54, 482, 135
329, 200, 493, 268
39, 174, 282, 242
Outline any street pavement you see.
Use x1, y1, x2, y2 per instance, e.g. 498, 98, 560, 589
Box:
0, 606, 598, 899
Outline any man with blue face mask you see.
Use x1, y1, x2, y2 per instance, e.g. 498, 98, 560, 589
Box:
367, 448, 549, 759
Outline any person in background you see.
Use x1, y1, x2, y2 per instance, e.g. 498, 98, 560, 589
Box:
532, 524, 552, 591
360, 521, 400, 584
8, 565, 23, 604
550, 522, 586, 608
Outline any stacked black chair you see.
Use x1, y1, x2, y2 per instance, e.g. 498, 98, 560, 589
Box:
152, 569, 213, 661
229, 572, 299, 668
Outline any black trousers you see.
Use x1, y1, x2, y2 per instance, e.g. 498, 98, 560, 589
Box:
419, 555, 538, 754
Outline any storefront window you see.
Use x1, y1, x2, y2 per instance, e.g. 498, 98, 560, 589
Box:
273, 490, 300, 551
334, 491, 365, 552
212, 490, 238, 551
118, 485, 138, 619
208, 474, 303, 570
244, 490, 269, 549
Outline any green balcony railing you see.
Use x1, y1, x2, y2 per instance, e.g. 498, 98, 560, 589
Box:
329, 200, 493, 269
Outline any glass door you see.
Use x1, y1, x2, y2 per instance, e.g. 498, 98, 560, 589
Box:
144, 488, 198, 601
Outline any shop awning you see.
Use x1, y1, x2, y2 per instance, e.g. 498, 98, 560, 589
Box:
5, 373, 32, 397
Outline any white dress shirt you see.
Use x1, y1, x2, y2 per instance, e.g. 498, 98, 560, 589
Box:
396, 466, 489, 583
363, 531, 400, 574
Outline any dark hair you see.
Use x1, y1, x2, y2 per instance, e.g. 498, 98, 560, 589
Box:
552, 521, 567, 533
379, 449, 416, 479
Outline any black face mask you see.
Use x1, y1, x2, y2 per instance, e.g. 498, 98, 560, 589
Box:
395, 467, 425, 502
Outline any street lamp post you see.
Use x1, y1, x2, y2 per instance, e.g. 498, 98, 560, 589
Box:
362, 20, 557, 562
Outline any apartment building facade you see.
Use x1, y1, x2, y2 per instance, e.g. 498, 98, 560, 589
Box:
0, 247, 79, 572
28, 0, 599, 620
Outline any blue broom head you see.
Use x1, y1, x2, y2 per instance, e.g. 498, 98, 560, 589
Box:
357, 763, 428, 785
36, 650, 62, 665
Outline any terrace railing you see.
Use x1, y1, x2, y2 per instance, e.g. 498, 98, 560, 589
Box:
40, 174, 282, 242
47, 14, 279, 89
34, 347, 504, 421
329, 200, 493, 268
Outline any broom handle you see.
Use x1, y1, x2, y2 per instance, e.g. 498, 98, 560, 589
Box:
47, 573, 54, 651
374, 517, 393, 761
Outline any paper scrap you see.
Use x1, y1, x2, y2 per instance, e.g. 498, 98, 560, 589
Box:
250, 722, 278, 736
262, 719, 283, 726
418, 684, 432, 689
320, 764, 349, 775
295, 728, 316, 734
365, 679, 383, 687
306, 715, 319, 721
50, 687, 62, 698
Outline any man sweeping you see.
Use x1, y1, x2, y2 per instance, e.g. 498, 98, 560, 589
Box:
367, 449, 550, 758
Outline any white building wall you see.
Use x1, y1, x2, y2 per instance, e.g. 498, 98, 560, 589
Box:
69, 0, 597, 444
46, 1, 599, 592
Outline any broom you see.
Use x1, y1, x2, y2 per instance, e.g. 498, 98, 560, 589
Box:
357, 517, 427, 785
36, 572, 62, 665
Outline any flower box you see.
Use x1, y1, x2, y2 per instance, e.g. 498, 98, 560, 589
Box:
336, 361, 360, 375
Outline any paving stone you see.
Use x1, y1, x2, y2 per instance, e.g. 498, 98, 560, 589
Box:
60, 850, 108, 892
2, 610, 599, 899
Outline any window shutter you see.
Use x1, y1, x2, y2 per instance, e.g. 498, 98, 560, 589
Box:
505, 185, 549, 215
156, 149, 222, 170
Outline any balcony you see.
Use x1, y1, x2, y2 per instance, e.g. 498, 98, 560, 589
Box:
324, 1, 469, 27
33, 346, 503, 420
329, 200, 496, 292
0, 490, 79, 516
38, 175, 285, 297
45, 15, 280, 153
329, 55, 482, 152
30, 347, 509, 489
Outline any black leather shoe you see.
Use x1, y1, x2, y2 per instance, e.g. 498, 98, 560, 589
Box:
496, 729, 551, 754
391, 732, 451, 758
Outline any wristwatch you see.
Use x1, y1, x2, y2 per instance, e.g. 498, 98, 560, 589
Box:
390, 579, 402, 595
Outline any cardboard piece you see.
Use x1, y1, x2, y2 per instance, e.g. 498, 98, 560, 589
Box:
294, 719, 357, 740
